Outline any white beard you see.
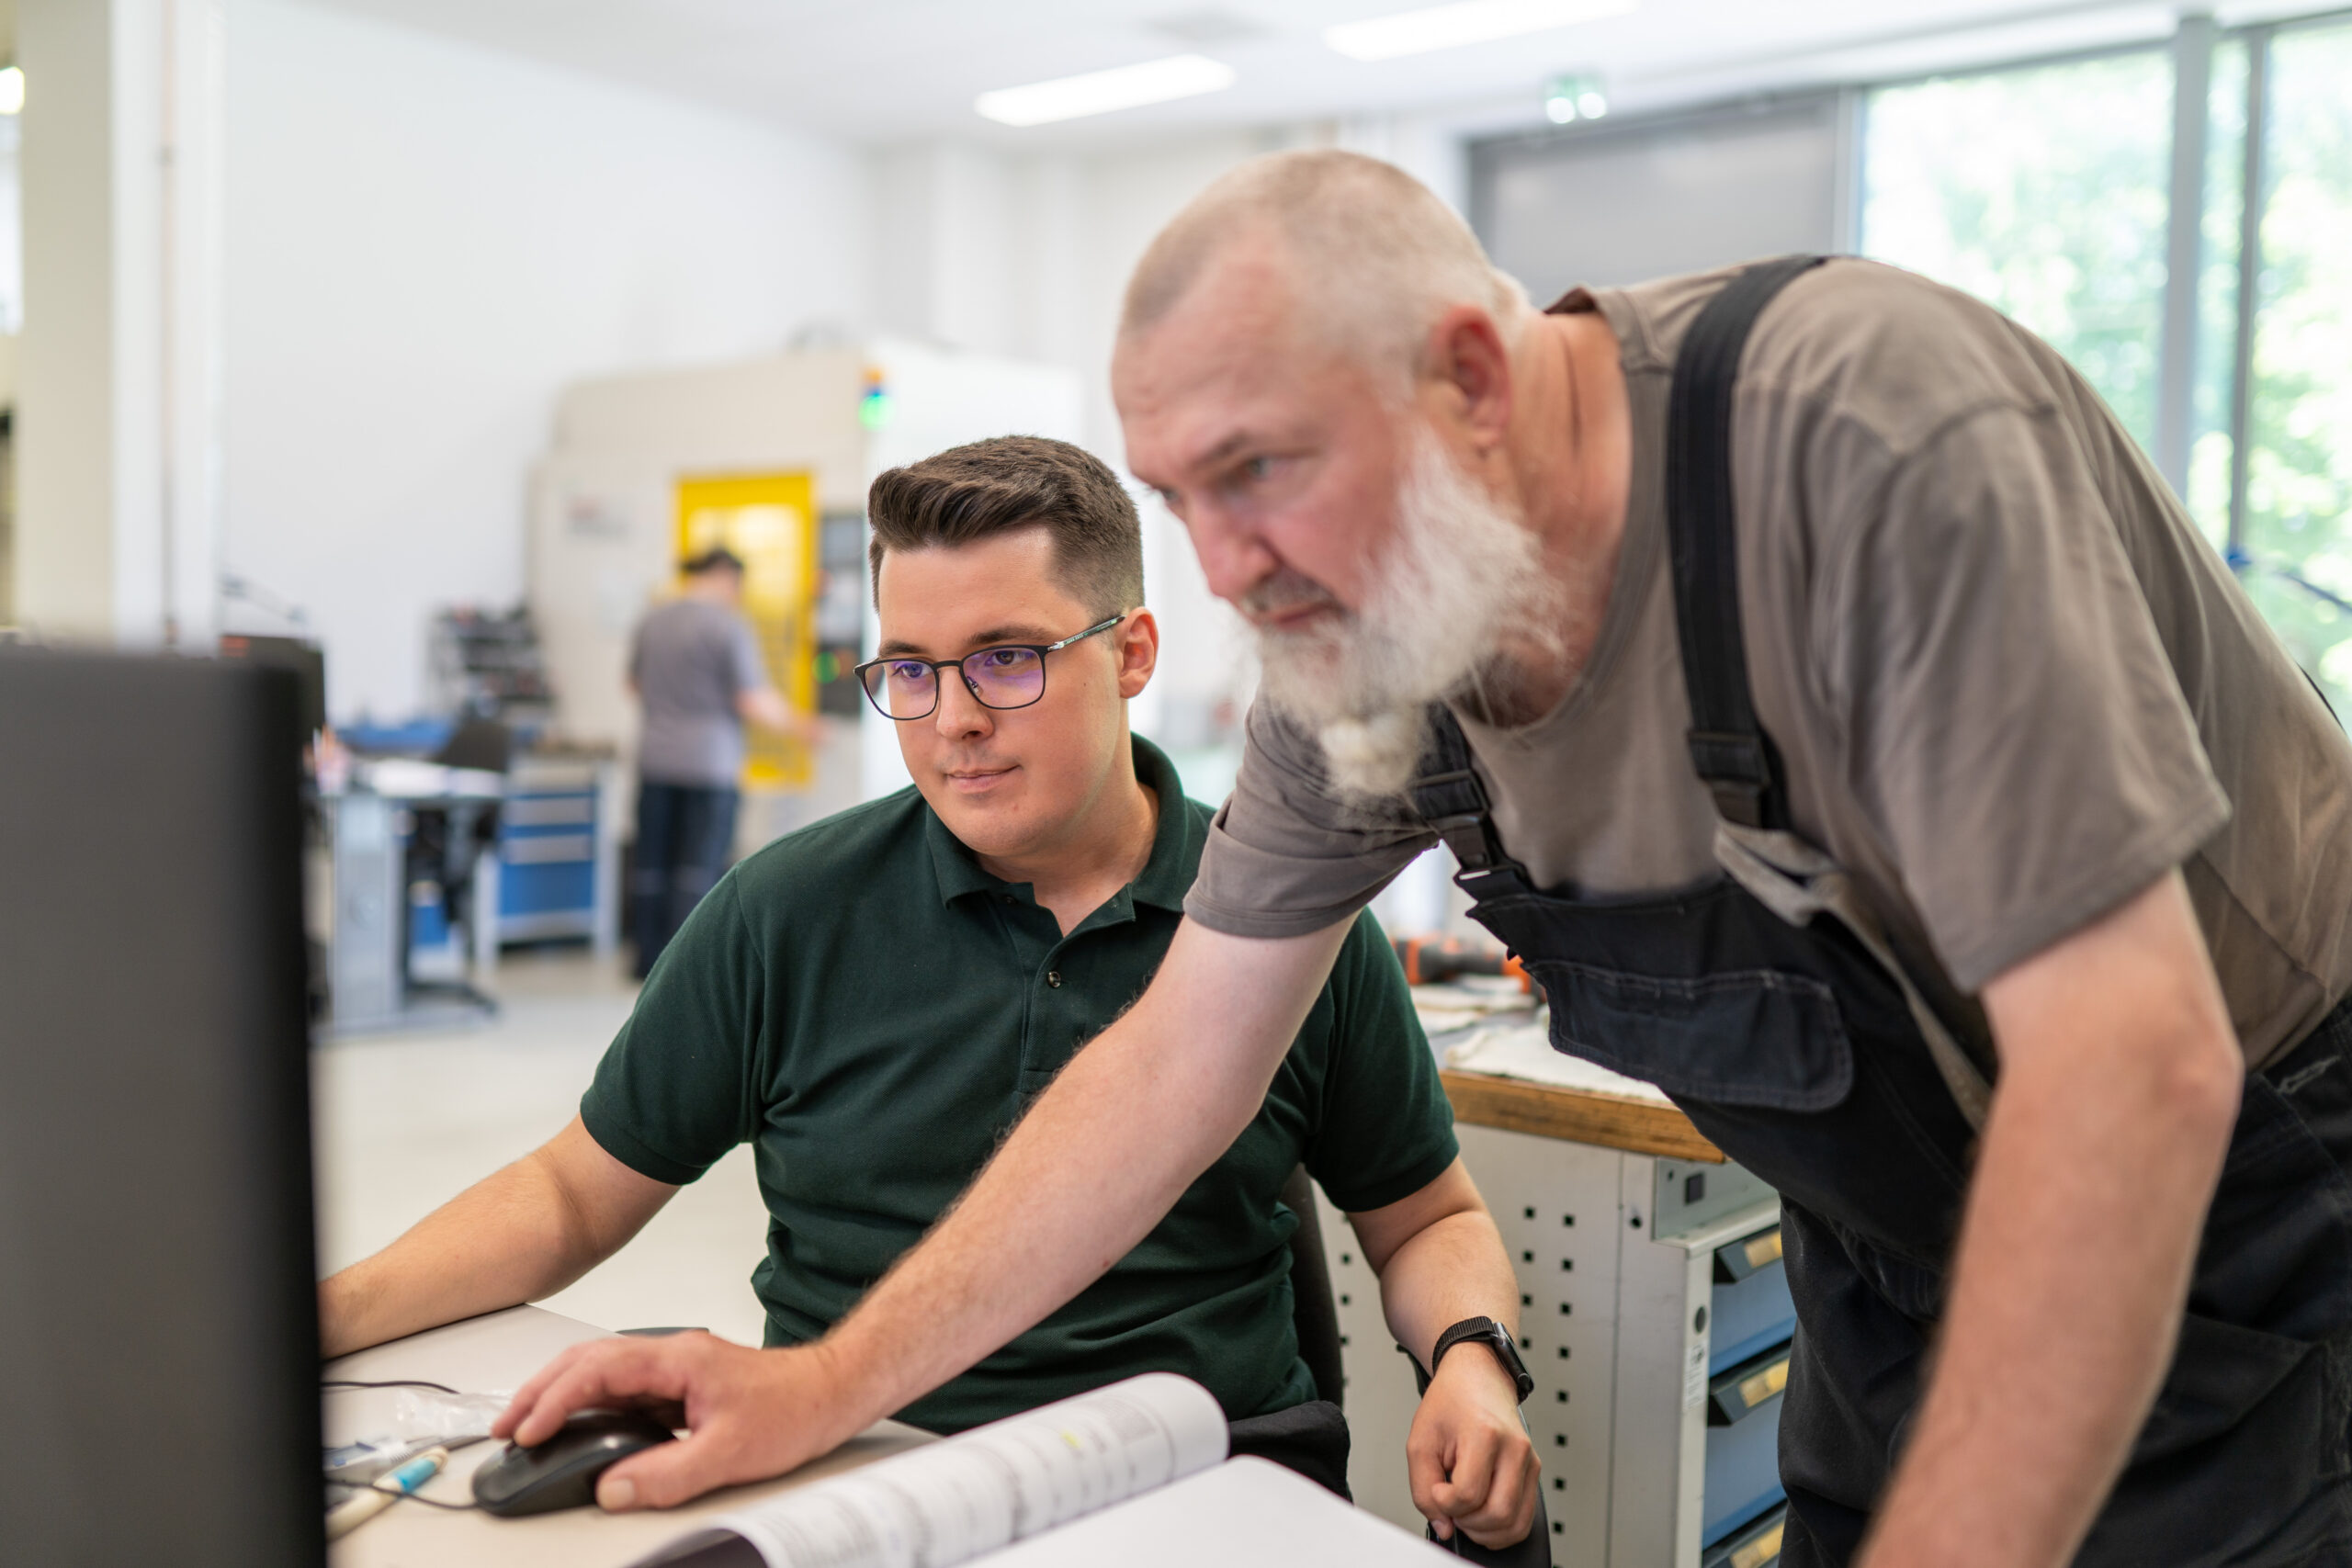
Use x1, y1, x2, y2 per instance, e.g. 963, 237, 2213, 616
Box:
1252, 430, 1560, 805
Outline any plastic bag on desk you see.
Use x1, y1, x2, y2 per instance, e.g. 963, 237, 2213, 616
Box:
324, 1386, 509, 1483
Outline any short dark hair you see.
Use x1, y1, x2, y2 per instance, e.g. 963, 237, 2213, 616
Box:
682, 547, 745, 577
866, 436, 1144, 619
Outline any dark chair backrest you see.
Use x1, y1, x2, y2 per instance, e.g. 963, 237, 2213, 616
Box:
1281, 1165, 1347, 1411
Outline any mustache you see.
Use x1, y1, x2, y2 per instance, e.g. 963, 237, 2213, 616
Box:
1238, 568, 1342, 622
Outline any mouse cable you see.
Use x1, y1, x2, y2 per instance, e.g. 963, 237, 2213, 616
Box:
368, 1485, 479, 1512
324, 1377, 466, 1395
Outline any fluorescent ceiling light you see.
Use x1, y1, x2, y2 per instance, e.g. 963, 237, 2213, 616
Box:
1326, 0, 1639, 62
975, 53, 1237, 127
0, 67, 22, 116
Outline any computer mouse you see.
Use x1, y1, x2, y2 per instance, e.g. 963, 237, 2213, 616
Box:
470, 1407, 677, 1517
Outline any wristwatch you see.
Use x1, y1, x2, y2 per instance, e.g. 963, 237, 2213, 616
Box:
1427, 1315, 1534, 1404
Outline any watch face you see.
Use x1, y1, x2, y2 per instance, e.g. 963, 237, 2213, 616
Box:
1482, 1325, 1534, 1401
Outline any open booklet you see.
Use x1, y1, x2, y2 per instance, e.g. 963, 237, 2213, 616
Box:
628, 1373, 1229, 1568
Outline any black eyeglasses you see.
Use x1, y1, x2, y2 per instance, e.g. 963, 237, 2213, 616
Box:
854, 614, 1126, 721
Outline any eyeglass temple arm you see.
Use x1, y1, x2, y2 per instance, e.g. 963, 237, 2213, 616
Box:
1043, 613, 1126, 653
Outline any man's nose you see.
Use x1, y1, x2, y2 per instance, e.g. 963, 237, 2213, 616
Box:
1185, 506, 1282, 605
932, 668, 994, 739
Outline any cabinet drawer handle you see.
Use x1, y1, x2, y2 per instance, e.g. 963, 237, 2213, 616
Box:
1707, 1345, 1791, 1426
1713, 1224, 1782, 1283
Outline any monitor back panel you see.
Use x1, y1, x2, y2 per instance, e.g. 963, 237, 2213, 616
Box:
0, 651, 322, 1567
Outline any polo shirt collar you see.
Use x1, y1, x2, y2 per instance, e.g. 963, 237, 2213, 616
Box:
923, 734, 1200, 914
1126, 735, 1202, 913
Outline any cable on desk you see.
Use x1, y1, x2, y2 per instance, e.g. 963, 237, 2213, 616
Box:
324, 1377, 466, 1395
366, 1484, 480, 1512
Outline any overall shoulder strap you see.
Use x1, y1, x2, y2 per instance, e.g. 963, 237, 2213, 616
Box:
1408, 705, 1532, 901
1668, 255, 1826, 830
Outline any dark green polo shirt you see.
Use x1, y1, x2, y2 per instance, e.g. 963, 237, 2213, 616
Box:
580, 736, 1455, 1434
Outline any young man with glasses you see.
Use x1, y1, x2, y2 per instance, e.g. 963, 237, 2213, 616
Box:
322, 435, 1542, 1556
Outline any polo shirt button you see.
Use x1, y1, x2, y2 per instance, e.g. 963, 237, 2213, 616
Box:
1046, 971, 1063, 987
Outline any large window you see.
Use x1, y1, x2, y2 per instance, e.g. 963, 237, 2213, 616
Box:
2240, 19, 2352, 694
1859, 15, 2352, 705
1863, 51, 2175, 455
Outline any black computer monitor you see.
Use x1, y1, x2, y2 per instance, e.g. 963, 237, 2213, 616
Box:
219, 632, 329, 738
0, 649, 323, 1567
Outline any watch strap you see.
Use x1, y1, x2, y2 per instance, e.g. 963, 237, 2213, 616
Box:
1427, 1315, 1534, 1404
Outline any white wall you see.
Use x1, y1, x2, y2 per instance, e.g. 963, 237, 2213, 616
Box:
219, 0, 868, 722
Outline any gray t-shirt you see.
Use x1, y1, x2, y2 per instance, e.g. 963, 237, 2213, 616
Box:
630, 597, 770, 787
1187, 259, 2352, 1070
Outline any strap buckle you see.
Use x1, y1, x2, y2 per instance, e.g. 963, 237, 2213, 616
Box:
1686, 729, 1783, 830
1408, 768, 1529, 883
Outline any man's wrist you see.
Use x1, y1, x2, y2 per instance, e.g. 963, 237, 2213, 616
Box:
797, 1323, 907, 1446
1428, 1333, 1522, 1407
1429, 1314, 1534, 1403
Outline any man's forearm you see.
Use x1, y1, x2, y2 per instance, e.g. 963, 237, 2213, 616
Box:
322, 1148, 614, 1357
1376, 1210, 1520, 1365
815, 920, 1351, 1437
1860, 882, 2242, 1566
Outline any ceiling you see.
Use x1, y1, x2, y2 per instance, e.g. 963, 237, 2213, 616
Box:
288, 0, 2263, 149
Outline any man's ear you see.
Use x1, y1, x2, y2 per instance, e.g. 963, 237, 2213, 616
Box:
1115, 608, 1160, 699
1421, 304, 1514, 455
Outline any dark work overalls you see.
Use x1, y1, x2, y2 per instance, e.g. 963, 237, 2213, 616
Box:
1409, 258, 2352, 1564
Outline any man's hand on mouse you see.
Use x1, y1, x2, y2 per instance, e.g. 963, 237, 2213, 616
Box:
493, 1331, 863, 1510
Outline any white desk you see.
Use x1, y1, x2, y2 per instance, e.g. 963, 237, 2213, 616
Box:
324, 1306, 932, 1568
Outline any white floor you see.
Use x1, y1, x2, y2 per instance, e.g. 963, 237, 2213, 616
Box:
311, 947, 774, 1346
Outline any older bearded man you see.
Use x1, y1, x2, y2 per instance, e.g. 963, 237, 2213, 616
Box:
494, 152, 2352, 1568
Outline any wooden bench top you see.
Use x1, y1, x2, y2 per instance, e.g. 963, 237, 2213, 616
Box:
1441, 1068, 1725, 1163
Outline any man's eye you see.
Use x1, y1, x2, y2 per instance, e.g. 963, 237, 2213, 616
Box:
977, 649, 1025, 670
1244, 456, 1277, 481
888, 661, 931, 682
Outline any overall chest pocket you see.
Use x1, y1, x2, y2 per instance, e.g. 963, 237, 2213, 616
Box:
1528, 958, 1857, 1112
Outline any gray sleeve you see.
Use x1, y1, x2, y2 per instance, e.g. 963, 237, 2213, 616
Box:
1183, 700, 1437, 939
729, 616, 771, 696
1818, 402, 2231, 993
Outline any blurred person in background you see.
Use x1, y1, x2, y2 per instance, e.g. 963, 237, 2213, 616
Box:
628, 547, 795, 978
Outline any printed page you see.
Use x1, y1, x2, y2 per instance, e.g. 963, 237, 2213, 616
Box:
630, 1373, 1227, 1568
972, 1457, 1451, 1567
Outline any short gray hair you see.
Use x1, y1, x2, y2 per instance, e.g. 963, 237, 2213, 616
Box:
1119, 150, 1532, 389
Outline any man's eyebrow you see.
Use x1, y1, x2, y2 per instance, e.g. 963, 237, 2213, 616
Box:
875, 624, 1058, 659
966, 624, 1057, 646
1184, 430, 1256, 472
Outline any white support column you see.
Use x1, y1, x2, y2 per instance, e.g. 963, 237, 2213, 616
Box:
2154, 13, 2216, 498
17, 0, 221, 648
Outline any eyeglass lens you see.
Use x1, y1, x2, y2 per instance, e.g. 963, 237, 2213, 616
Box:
861, 647, 1046, 718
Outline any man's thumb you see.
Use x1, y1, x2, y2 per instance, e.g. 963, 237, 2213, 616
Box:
598, 1432, 720, 1512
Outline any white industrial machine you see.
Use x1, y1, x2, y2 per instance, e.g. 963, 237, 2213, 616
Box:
529, 339, 1085, 846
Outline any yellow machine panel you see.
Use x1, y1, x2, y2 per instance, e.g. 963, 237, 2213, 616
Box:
674, 472, 817, 787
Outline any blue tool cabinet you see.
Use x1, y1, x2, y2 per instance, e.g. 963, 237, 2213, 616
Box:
489, 759, 619, 954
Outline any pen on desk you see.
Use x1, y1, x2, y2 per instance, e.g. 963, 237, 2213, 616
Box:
325, 1445, 448, 1540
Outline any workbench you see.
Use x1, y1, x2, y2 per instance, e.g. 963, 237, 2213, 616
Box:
1314, 1012, 1793, 1568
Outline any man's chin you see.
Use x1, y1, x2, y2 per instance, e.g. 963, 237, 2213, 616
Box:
923, 775, 1025, 831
